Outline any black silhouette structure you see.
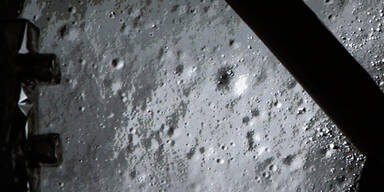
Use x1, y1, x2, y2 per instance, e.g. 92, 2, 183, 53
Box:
0, 0, 62, 191
225, 0, 384, 191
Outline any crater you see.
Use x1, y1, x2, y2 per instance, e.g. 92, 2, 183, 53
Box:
216, 66, 234, 91
175, 64, 184, 75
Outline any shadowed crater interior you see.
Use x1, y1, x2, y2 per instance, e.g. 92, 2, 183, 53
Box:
216, 66, 234, 91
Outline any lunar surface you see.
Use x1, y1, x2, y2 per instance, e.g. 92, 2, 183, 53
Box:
21, 0, 384, 191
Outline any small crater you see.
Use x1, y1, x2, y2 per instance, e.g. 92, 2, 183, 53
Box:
297, 107, 306, 115
251, 109, 259, 117
129, 170, 137, 179
58, 182, 64, 188
286, 78, 297, 89
133, 16, 141, 28
262, 171, 271, 179
120, 23, 127, 33
157, 47, 165, 60
109, 11, 116, 19
58, 24, 67, 38
171, 5, 179, 12
189, 8, 197, 14
246, 131, 255, 151
336, 175, 346, 183
317, 148, 328, 157
199, 147, 205, 154
242, 116, 250, 124
141, 138, 152, 150
175, 65, 184, 75
68, 6, 76, 14
255, 69, 267, 85
186, 147, 196, 159
216, 158, 224, 164
111, 58, 124, 69
216, 66, 234, 91
282, 154, 296, 166
269, 164, 278, 172
257, 157, 274, 172
167, 126, 175, 137
229, 39, 235, 47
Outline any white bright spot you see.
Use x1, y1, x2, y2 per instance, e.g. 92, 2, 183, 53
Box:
253, 133, 262, 142
114, 60, 125, 70
206, 147, 215, 158
234, 74, 249, 96
257, 145, 267, 156
67, 29, 79, 42
249, 118, 257, 126
290, 155, 305, 171
107, 113, 115, 119
326, 148, 335, 158
111, 80, 122, 95
151, 139, 159, 150
185, 66, 196, 78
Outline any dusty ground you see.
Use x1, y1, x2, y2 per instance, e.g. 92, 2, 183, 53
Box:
22, 0, 384, 191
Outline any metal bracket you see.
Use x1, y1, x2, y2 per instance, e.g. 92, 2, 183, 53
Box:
0, 19, 62, 192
